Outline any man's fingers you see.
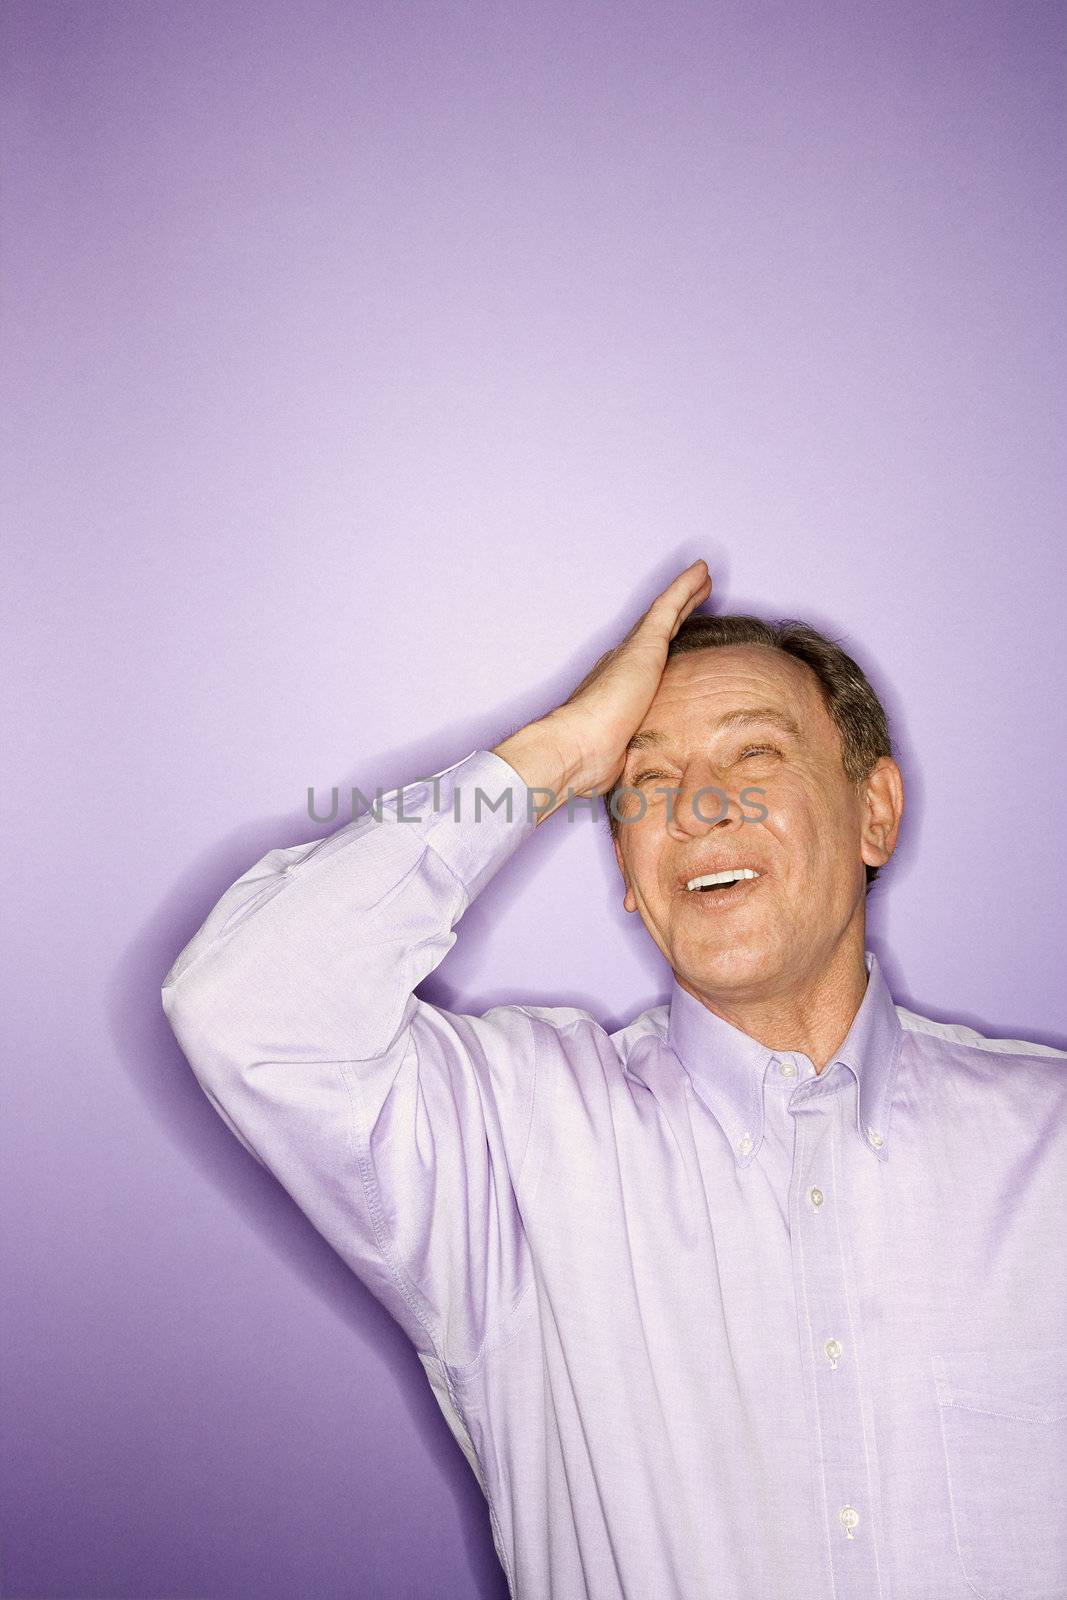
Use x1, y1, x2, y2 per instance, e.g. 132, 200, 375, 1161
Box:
644, 561, 711, 628
677, 573, 712, 625
656, 560, 710, 607
575, 562, 712, 699
656, 559, 708, 603
669, 590, 710, 642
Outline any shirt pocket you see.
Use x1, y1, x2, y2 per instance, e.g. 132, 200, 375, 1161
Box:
931, 1345, 1067, 1600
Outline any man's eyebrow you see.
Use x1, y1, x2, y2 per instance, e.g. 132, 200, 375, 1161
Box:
714, 707, 804, 739
624, 707, 803, 755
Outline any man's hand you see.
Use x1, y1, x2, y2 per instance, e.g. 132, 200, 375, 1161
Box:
552, 559, 712, 794
492, 560, 711, 822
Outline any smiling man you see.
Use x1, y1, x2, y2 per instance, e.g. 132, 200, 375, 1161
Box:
162, 562, 1067, 1600
605, 626, 902, 1072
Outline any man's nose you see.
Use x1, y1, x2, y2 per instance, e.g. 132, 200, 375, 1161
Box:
667, 762, 750, 839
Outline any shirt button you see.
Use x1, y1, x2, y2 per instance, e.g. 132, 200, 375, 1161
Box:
779, 1059, 796, 1075
824, 1338, 843, 1368
738, 1132, 753, 1156
866, 1126, 884, 1148
809, 1186, 824, 1208
839, 1506, 860, 1538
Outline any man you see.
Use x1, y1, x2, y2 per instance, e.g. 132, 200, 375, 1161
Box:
162, 561, 1067, 1600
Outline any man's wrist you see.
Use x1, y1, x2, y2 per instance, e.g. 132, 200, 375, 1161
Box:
490, 717, 587, 825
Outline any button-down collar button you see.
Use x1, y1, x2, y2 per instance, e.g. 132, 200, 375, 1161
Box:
839, 1506, 860, 1538
738, 1132, 753, 1156
824, 1338, 843, 1368
809, 1186, 824, 1208
865, 1126, 884, 1148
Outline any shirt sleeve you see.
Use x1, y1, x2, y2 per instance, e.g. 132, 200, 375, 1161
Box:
161, 747, 541, 1366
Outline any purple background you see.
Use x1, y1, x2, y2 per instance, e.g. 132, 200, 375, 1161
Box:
3, 1, 1065, 1596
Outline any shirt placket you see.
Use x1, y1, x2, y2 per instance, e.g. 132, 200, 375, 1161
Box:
786, 1061, 885, 1600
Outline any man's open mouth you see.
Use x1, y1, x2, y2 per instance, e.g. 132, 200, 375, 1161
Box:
685, 868, 761, 893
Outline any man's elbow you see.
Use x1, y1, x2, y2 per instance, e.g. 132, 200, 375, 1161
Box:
160, 959, 243, 1091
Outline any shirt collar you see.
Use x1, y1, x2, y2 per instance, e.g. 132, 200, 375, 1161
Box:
664, 950, 904, 1167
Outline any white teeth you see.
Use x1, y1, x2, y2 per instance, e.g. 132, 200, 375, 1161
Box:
686, 868, 760, 891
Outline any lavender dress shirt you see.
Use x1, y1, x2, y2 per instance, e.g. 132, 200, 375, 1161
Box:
162, 748, 1067, 1600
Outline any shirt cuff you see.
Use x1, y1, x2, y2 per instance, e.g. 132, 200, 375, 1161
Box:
413, 748, 540, 905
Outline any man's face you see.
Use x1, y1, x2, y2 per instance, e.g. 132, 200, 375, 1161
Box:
611, 645, 902, 1004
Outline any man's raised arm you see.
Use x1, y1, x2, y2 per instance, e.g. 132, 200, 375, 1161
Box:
160, 561, 711, 1365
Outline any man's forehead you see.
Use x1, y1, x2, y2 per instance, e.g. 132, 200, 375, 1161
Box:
655, 643, 808, 694
628, 647, 825, 748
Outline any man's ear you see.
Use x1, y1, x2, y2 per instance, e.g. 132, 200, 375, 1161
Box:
612, 832, 638, 914
859, 757, 904, 873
